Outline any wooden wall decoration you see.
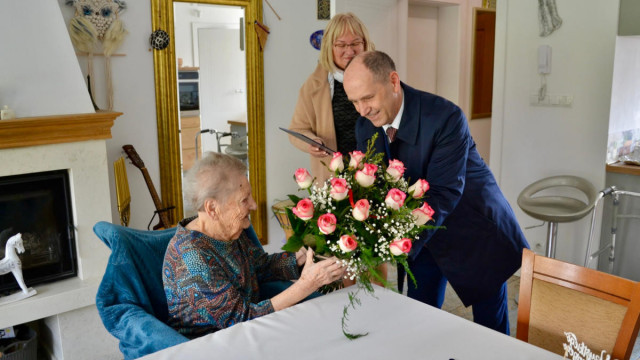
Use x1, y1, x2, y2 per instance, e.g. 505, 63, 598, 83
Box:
317, 0, 330, 20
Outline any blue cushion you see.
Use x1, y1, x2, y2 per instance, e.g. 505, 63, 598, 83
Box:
94, 221, 188, 359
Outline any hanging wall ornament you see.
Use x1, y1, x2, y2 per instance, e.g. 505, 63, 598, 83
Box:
538, 0, 562, 37
254, 21, 270, 51
310, 30, 323, 50
149, 30, 170, 50
66, 0, 128, 110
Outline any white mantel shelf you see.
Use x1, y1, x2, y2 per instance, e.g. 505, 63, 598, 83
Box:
0, 277, 101, 329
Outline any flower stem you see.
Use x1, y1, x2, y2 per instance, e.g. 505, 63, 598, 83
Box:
341, 284, 369, 339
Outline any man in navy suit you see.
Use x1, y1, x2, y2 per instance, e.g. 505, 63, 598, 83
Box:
343, 51, 529, 334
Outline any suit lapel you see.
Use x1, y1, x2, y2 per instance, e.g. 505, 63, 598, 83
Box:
397, 83, 420, 146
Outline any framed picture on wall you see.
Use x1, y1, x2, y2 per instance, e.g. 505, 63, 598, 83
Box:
317, 0, 330, 20
483, 0, 497, 9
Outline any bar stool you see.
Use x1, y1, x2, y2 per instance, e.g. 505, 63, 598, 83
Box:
517, 175, 598, 258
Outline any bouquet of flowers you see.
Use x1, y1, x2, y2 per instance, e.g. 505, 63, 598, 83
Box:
282, 133, 438, 338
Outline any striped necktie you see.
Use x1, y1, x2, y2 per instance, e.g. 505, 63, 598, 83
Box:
386, 127, 397, 143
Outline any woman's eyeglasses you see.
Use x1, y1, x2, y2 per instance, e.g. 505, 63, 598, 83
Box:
333, 41, 364, 50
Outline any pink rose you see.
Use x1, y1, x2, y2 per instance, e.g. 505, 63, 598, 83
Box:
338, 234, 358, 252
412, 202, 435, 225
294, 168, 313, 189
355, 163, 378, 187
385, 159, 405, 183
292, 198, 314, 221
328, 152, 344, 172
330, 178, 349, 201
348, 151, 366, 169
317, 213, 337, 235
408, 179, 430, 198
352, 199, 370, 221
384, 188, 407, 210
389, 238, 412, 256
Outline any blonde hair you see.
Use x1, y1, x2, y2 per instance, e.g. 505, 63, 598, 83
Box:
319, 13, 375, 73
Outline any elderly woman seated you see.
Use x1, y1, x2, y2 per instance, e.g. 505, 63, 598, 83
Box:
163, 152, 345, 338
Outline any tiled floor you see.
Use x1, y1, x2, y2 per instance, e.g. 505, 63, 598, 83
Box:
439, 275, 520, 336
388, 266, 640, 359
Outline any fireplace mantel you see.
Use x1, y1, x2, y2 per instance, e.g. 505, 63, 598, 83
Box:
0, 111, 122, 149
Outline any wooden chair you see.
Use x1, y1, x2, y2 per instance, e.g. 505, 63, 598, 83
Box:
517, 248, 640, 360
113, 156, 131, 227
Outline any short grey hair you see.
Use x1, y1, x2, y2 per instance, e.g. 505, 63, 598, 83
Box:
183, 152, 247, 212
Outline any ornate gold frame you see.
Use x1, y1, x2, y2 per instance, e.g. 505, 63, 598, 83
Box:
150, 0, 268, 243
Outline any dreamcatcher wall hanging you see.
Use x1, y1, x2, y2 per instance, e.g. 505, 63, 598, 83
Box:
66, 0, 128, 110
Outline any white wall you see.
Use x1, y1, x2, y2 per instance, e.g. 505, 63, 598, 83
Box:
0, 1, 93, 117
491, 0, 619, 265
262, 0, 329, 252
406, 0, 490, 162
468, 117, 491, 162
6, 1, 622, 265
335, 0, 401, 72
436, 5, 461, 104
407, 4, 438, 93
57, 1, 160, 231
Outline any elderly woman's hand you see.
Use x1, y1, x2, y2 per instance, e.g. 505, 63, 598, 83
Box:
270, 248, 346, 311
295, 247, 308, 266
299, 249, 346, 289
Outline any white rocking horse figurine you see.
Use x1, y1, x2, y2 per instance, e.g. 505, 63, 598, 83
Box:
0, 233, 37, 305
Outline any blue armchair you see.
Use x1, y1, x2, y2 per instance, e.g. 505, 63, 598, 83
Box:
94, 221, 188, 359
94, 221, 300, 359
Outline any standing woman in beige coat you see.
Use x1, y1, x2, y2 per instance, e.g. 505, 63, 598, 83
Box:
288, 13, 375, 183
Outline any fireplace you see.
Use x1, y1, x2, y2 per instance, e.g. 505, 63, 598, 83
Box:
0, 169, 77, 294
0, 111, 120, 331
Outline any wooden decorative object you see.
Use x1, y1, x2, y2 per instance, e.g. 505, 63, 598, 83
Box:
114, 156, 131, 227
0, 111, 122, 149
317, 0, 330, 20
123, 144, 174, 230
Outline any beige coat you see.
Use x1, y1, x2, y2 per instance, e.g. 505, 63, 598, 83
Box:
288, 64, 336, 183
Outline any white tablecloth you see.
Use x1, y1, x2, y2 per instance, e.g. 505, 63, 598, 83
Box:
141, 285, 563, 360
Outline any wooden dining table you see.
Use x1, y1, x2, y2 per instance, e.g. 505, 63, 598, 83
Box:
141, 285, 564, 360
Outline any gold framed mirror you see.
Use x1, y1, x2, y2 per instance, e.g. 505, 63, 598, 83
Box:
151, 0, 267, 243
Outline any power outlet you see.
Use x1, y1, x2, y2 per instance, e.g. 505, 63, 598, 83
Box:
530, 94, 573, 107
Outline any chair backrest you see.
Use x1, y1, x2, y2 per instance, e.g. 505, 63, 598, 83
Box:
517, 248, 640, 360
113, 157, 131, 227
94, 221, 188, 359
